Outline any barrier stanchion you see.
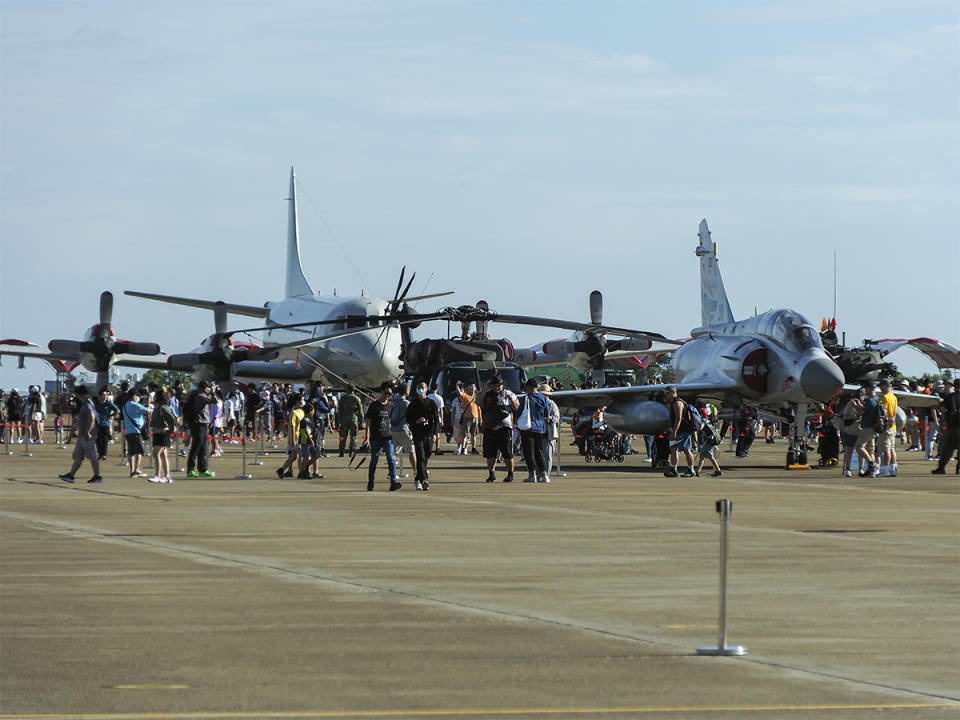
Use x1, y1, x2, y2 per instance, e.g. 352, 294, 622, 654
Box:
235, 436, 253, 479
697, 499, 748, 657
172, 433, 184, 473
3, 425, 12, 456
251, 434, 264, 466
553, 427, 567, 478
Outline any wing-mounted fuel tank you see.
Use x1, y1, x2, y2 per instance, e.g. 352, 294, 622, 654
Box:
604, 400, 670, 435
672, 335, 769, 397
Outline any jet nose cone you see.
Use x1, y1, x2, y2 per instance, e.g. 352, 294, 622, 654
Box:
800, 357, 845, 402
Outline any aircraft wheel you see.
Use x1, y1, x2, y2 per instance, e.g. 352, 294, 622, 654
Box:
585, 455, 592, 463
786, 449, 796, 468
798, 451, 808, 465
616, 454, 624, 462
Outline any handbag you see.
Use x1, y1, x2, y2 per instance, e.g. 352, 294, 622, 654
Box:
516, 396, 533, 431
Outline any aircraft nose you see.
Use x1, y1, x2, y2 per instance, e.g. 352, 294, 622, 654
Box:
800, 356, 845, 402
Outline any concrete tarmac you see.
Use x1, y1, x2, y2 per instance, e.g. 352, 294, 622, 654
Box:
1, 433, 958, 719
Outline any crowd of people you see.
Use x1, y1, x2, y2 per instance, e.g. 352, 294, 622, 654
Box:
3, 372, 958, 486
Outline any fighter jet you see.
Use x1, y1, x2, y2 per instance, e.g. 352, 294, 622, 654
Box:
547, 219, 940, 466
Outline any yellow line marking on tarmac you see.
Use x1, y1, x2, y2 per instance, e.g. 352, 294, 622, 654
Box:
109, 684, 192, 690
661, 624, 716, 629
3, 703, 959, 718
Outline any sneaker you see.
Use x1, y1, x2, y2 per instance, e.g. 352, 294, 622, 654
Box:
186, 470, 199, 478
389, 481, 403, 491
681, 469, 695, 477
132, 471, 147, 478
663, 469, 679, 477
59, 473, 75, 483
149, 475, 163, 483
523, 475, 536, 483
486, 473, 496, 483
711, 470, 723, 477
367, 481, 375, 491
503, 473, 515, 483
199, 471, 215, 478
931, 467, 946, 475
311, 473, 325, 479
88, 476, 102, 484
276, 467, 285, 479
162, 476, 172, 483
540, 474, 550, 483
843, 470, 853, 478
421, 480, 429, 491
415, 480, 423, 491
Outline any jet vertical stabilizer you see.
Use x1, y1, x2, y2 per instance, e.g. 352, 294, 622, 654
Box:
285, 166, 314, 298
696, 219, 735, 327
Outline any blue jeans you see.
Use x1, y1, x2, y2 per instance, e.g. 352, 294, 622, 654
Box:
368, 436, 397, 486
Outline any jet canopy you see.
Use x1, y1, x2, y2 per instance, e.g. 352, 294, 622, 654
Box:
764, 309, 821, 353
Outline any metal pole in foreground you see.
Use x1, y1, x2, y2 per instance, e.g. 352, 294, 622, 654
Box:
235, 436, 253, 479
697, 499, 748, 656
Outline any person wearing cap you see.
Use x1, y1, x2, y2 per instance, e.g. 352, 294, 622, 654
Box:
480, 375, 520, 482
876, 378, 899, 476
183, 381, 218, 478
337, 385, 364, 458
516, 378, 551, 483
59, 385, 102, 484
839, 387, 865, 477
93, 386, 119, 461
932, 379, 959, 474
854, 380, 880, 477
122, 388, 150, 478
364, 382, 401, 491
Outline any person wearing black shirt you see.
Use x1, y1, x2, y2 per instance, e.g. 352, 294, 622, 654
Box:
364, 382, 401, 492
933, 380, 959, 474
406, 381, 440, 491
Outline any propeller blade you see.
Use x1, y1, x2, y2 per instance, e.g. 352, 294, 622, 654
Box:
99, 291, 114, 326
167, 353, 201, 371
214, 302, 228, 336
589, 290, 603, 326
114, 342, 161, 356
48, 339, 85, 355
606, 337, 654, 353
396, 271, 417, 308
390, 266, 406, 311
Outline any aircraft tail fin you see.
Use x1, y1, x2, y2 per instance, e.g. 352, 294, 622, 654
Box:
285, 166, 314, 298
696, 219, 735, 327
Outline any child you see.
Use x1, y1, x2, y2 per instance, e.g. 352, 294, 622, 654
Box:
695, 411, 724, 478
54, 413, 65, 446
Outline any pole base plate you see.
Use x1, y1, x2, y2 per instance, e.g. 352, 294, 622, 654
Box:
697, 645, 748, 656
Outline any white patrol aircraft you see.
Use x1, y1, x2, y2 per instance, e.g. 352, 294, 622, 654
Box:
124, 167, 451, 387
548, 219, 940, 467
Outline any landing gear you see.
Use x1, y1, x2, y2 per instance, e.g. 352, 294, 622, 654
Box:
786, 401, 808, 468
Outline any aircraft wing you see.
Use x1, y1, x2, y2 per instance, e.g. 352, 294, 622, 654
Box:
869, 337, 960, 370
0, 342, 169, 372
124, 290, 270, 319
837, 384, 942, 408
550, 380, 735, 409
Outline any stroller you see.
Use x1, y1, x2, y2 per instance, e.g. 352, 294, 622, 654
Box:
583, 426, 627, 463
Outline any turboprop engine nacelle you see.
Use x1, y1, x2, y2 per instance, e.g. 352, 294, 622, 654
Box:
604, 400, 671, 435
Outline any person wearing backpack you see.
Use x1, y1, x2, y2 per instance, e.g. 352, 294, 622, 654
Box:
662, 386, 696, 477
389, 383, 417, 482
876, 378, 899, 476
932, 380, 959, 475
694, 407, 723, 477
855, 380, 880, 478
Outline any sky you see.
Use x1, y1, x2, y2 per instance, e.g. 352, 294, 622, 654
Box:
1, 0, 958, 390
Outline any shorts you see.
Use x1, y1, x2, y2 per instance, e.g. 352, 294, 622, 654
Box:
841, 429, 858, 448
125, 433, 145, 456
698, 442, 717, 460
461, 416, 480, 434
152, 432, 171, 448
392, 429, 414, 453
854, 427, 876, 455
876, 427, 896, 456
73, 437, 97, 461
483, 426, 514, 460
32, 412, 43, 422
300, 443, 318, 459
670, 432, 693, 451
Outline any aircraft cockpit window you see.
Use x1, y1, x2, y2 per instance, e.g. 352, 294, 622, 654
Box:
770, 310, 820, 353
